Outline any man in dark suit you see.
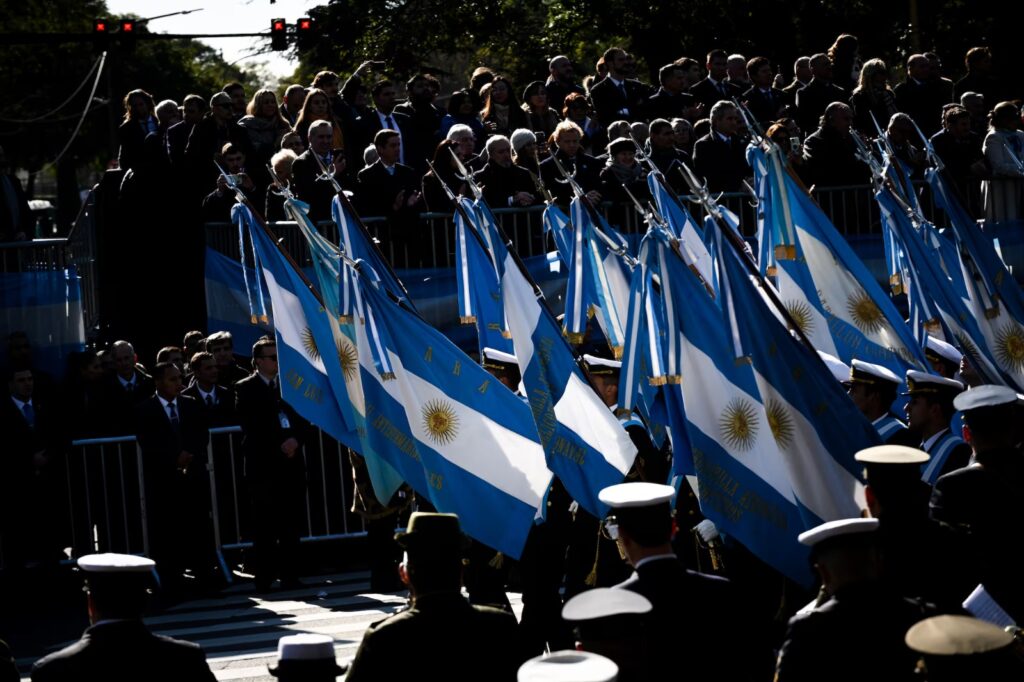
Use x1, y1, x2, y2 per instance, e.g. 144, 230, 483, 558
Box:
588, 47, 652, 125
345, 513, 525, 682
200, 143, 260, 223
204, 331, 251, 386
235, 337, 309, 592
360, 80, 414, 167
801, 102, 869, 188
539, 120, 603, 206
183, 351, 236, 427
781, 56, 812, 100
953, 47, 1003, 106
931, 106, 983, 202
743, 56, 791, 129
31, 553, 217, 682
603, 483, 770, 681
795, 54, 848, 137
689, 49, 745, 114
474, 136, 539, 208
166, 95, 206, 173
100, 340, 155, 434
355, 129, 422, 219
692, 101, 751, 193
184, 92, 248, 192
931, 385, 1024, 622
0, 145, 33, 241
646, 63, 699, 123
545, 55, 586, 116
392, 74, 444, 174
291, 119, 347, 224
135, 362, 211, 596
894, 54, 952, 138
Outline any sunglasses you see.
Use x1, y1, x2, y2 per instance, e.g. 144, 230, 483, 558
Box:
258, 354, 278, 361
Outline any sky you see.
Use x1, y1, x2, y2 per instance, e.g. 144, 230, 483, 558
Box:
105, 0, 320, 80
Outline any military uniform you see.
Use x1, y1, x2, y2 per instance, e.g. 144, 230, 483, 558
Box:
920, 428, 971, 485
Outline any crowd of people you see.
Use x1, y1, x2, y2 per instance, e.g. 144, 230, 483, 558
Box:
4, 32, 1024, 682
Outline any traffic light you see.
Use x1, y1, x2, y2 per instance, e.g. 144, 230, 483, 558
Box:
295, 17, 315, 51
118, 19, 137, 54
92, 18, 110, 54
270, 18, 288, 51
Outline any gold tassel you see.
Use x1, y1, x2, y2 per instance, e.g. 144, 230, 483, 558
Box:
734, 356, 753, 366
648, 376, 668, 386
767, 265, 778, 277
565, 331, 585, 344
774, 244, 796, 260
380, 371, 396, 381
665, 375, 682, 384
614, 407, 633, 419
459, 315, 477, 324
501, 330, 512, 339
339, 315, 353, 324
587, 305, 596, 320
250, 314, 258, 324
584, 525, 601, 587
611, 345, 624, 360
259, 314, 269, 324
924, 318, 941, 333
487, 552, 504, 569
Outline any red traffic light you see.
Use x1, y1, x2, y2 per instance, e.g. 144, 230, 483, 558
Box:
298, 18, 312, 31
94, 19, 108, 33
120, 20, 135, 33
272, 19, 286, 31
270, 18, 288, 51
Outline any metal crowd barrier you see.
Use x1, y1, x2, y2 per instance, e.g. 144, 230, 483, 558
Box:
55, 426, 366, 581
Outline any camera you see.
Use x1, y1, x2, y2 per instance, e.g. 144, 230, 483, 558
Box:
789, 136, 800, 153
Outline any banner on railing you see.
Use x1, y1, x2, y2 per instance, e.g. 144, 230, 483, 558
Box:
0, 266, 85, 375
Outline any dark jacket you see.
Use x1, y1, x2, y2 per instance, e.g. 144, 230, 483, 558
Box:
182, 383, 237, 428
742, 86, 791, 128
544, 77, 586, 116
589, 77, 652, 124
801, 126, 870, 188
31, 620, 216, 682
474, 162, 539, 208
0, 172, 33, 240
646, 87, 698, 122
392, 101, 444, 174
117, 117, 157, 172
134, 394, 209, 505
100, 370, 155, 435
795, 79, 848, 135
291, 149, 344, 224
894, 79, 952, 138
539, 151, 603, 205
689, 77, 744, 114
355, 160, 422, 219
692, 132, 751, 193
184, 115, 247, 190
234, 373, 307, 483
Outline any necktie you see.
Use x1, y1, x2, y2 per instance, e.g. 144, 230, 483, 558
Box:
125, 381, 134, 393
206, 394, 215, 407
22, 402, 35, 428
618, 81, 627, 98
168, 402, 179, 425
719, 82, 727, 96
385, 114, 395, 131
270, 377, 278, 392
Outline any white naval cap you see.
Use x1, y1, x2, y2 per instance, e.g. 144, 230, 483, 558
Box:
797, 518, 879, 547
905, 615, 1014, 655
518, 650, 619, 682
482, 347, 518, 365
925, 335, 963, 366
561, 587, 652, 623
598, 482, 674, 509
77, 553, 155, 573
854, 444, 929, 465
816, 351, 851, 384
903, 369, 964, 396
275, 634, 337, 662
582, 354, 622, 375
849, 358, 902, 386
952, 384, 1019, 412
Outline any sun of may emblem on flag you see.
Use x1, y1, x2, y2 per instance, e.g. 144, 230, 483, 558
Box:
846, 290, 885, 333
954, 330, 979, 362
785, 300, 814, 336
338, 337, 358, 379
719, 398, 759, 451
301, 327, 320, 361
995, 322, 1024, 372
422, 399, 459, 445
765, 398, 795, 450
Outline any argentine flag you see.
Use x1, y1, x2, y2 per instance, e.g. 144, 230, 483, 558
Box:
647, 170, 714, 286
454, 197, 514, 356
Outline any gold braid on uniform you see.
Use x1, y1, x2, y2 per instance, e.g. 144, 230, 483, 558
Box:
488, 551, 505, 569
584, 524, 601, 586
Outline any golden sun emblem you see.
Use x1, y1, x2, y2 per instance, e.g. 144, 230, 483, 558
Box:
422, 399, 459, 446
338, 338, 358, 380
784, 300, 814, 337
301, 327, 320, 362
995, 322, 1024, 373
765, 398, 794, 450
719, 398, 759, 452
846, 291, 885, 334
953, 331, 979, 362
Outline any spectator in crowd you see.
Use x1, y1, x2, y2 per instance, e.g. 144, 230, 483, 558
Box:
223, 81, 247, 121
185, 92, 247, 190
101, 340, 154, 434
599, 137, 649, 206
692, 101, 750, 193
393, 73, 444, 174
474, 135, 539, 208
134, 362, 211, 598
725, 53, 751, 90
5, 331, 57, 401
205, 331, 250, 385
562, 93, 605, 155
981, 101, 1024, 223
540, 120, 603, 205
544, 56, 586, 118
237, 88, 292, 194
280, 131, 305, 155
201, 143, 259, 223
796, 53, 848, 136
356, 128, 422, 220
30, 554, 218, 681
279, 84, 308, 126
781, 56, 812, 99
183, 330, 205, 359
468, 66, 496, 110
0, 145, 33, 241
291, 120, 347, 223
827, 33, 862, 92
930, 105, 984, 201
589, 47, 651, 125
960, 91, 988, 136
344, 513, 525, 682
689, 49, 744, 113
265, 148, 298, 221
447, 122, 482, 168
421, 139, 468, 212
671, 117, 694, 156
509, 129, 547, 197
521, 81, 561, 139
743, 56, 790, 129
117, 89, 158, 173
645, 118, 688, 191
885, 113, 928, 178
59, 350, 105, 438
671, 56, 703, 91
183, 351, 236, 427
766, 121, 808, 181
144, 99, 180, 172
440, 90, 486, 151
362, 79, 412, 168
481, 75, 528, 138
294, 88, 344, 153
166, 95, 206, 172
924, 52, 955, 103
801, 102, 868, 187
155, 346, 186, 376
953, 47, 1001, 104
646, 63, 699, 123
894, 54, 952, 137
235, 337, 309, 593
849, 59, 899, 135
629, 121, 649, 147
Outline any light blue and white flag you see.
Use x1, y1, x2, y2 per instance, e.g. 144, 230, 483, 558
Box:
544, 202, 573, 266
0, 267, 85, 377
478, 198, 638, 517
647, 170, 714, 285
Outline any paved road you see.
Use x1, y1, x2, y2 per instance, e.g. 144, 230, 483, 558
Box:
14, 571, 523, 681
